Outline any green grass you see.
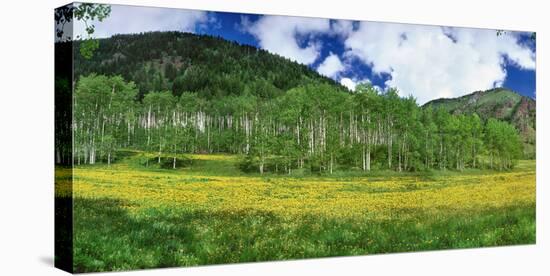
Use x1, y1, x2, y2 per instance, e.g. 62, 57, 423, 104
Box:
62, 151, 536, 272
73, 199, 534, 272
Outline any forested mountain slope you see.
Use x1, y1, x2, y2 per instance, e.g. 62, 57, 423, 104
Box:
424, 88, 536, 157
62, 32, 530, 173
74, 31, 346, 99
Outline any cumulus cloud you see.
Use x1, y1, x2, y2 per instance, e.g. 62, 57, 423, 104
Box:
317, 52, 345, 78
343, 21, 535, 104
240, 15, 331, 64
340, 77, 356, 90
74, 4, 212, 39
339, 77, 372, 91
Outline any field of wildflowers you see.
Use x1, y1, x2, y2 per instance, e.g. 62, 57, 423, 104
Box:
56, 152, 536, 272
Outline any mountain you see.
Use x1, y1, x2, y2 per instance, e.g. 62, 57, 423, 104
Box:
74, 31, 347, 100
424, 88, 536, 157
72, 32, 535, 158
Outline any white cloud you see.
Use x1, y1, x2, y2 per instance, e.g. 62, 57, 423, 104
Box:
331, 20, 355, 38
317, 52, 345, 78
340, 77, 356, 90
241, 15, 331, 65
339, 77, 371, 91
74, 4, 211, 39
343, 22, 535, 104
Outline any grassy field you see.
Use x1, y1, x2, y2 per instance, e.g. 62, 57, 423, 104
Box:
55, 151, 536, 272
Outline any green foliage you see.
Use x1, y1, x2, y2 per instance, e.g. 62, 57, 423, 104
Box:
74, 32, 344, 98
73, 3, 111, 26
74, 3, 111, 60
238, 154, 258, 173
72, 32, 527, 173
485, 118, 523, 170
79, 39, 100, 60
74, 74, 138, 165
55, 3, 111, 59
424, 88, 535, 158
73, 73, 525, 173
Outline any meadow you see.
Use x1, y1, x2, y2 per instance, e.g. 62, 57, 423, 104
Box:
55, 151, 536, 272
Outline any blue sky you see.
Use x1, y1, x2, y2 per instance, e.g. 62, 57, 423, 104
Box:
75, 4, 536, 104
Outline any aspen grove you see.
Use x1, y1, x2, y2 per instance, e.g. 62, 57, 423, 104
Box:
69, 74, 523, 172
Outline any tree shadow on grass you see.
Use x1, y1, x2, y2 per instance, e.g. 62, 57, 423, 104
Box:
72, 197, 536, 273
73, 198, 277, 272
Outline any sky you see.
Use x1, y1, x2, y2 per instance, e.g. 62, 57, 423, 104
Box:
74, 4, 536, 104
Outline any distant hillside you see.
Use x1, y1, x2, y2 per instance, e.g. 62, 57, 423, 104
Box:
74, 31, 347, 99
424, 88, 536, 157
